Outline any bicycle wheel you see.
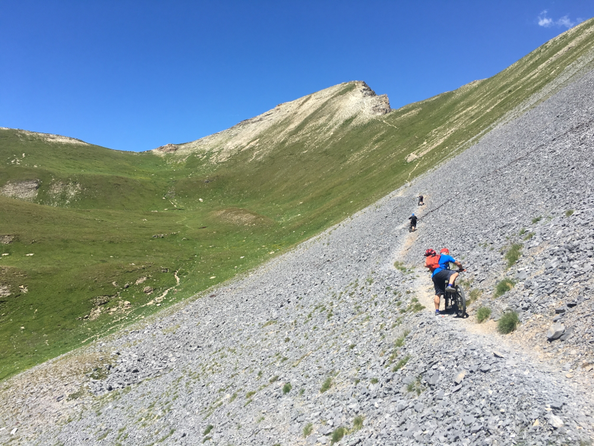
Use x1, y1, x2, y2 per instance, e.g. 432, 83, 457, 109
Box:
455, 286, 467, 317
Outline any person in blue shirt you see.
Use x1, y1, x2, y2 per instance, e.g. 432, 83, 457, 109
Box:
431, 248, 464, 314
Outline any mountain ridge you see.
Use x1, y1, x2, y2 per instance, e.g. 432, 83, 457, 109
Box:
151, 81, 391, 162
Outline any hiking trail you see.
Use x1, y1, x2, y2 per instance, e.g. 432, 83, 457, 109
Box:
392, 202, 594, 402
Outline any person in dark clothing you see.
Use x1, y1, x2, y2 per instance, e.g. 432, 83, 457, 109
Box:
418, 195, 424, 206
408, 214, 418, 232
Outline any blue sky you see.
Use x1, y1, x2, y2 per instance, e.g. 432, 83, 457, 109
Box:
1, 1, 592, 152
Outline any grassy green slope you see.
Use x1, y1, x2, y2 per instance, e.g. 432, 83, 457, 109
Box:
0, 18, 593, 380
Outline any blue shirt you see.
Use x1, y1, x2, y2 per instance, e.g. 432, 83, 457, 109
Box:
432, 254, 456, 277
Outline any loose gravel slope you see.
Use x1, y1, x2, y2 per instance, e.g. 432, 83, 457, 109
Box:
2, 70, 594, 446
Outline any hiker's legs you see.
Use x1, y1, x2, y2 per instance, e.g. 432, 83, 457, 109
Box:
432, 273, 447, 310
448, 272, 459, 287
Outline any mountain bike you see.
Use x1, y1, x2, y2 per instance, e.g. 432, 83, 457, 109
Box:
444, 269, 467, 318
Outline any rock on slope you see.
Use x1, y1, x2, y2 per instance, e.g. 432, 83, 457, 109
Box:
2, 75, 594, 446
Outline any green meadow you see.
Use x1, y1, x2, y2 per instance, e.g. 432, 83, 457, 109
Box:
1, 18, 593, 380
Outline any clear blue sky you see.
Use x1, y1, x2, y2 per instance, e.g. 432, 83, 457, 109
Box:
1, 1, 592, 152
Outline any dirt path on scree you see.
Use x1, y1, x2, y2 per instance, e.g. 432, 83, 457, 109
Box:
394, 196, 528, 350
408, 265, 499, 338
392, 216, 594, 393
393, 196, 498, 338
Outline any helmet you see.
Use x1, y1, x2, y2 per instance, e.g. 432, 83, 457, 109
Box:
412, 213, 415, 216
424, 249, 436, 257
440, 248, 449, 254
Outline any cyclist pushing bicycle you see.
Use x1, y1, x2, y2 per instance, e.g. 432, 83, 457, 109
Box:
424, 248, 465, 315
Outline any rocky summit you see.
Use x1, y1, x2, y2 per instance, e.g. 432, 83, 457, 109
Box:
151, 81, 391, 163
2, 54, 594, 446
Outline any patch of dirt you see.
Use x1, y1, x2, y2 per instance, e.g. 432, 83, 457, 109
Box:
405, 153, 419, 163
144, 270, 180, 306
212, 208, 273, 226
0, 235, 15, 244
48, 181, 82, 205
85, 297, 132, 321
0, 180, 40, 201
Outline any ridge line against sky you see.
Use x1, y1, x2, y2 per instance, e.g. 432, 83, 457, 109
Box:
1, 0, 593, 152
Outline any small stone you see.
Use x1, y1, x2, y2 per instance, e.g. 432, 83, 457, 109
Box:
320, 426, 332, 435
516, 271, 528, 281
547, 324, 565, 341
454, 371, 466, 385
549, 415, 564, 429
550, 400, 564, 410
427, 373, 439, 386
560, 327, 574, 341
493, 351, 505, 358
462, 415, 475, 425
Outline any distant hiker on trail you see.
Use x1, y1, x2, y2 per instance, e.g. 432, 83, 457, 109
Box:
418, 195, 424, 206
424, 248, 465, 315
408, 213, 418, 232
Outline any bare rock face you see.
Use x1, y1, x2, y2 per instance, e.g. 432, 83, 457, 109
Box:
150, 80, 392, 162
0, 180, 40, 201
371, 94, 391, 115
153, 143, 179, 154
47, 181, 82, 206
0, 235, 15, 244
357, 82, 391, 115
0, 285, 10, 298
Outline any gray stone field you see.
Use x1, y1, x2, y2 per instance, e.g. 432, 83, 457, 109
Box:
1, 69, 594, 446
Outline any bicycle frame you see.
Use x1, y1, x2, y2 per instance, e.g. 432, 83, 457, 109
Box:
443, 270, 466, 317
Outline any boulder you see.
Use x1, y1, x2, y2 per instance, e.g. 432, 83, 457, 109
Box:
547, 324, 566, 341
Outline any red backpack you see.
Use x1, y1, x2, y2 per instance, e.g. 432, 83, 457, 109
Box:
425, 254, 441, 272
